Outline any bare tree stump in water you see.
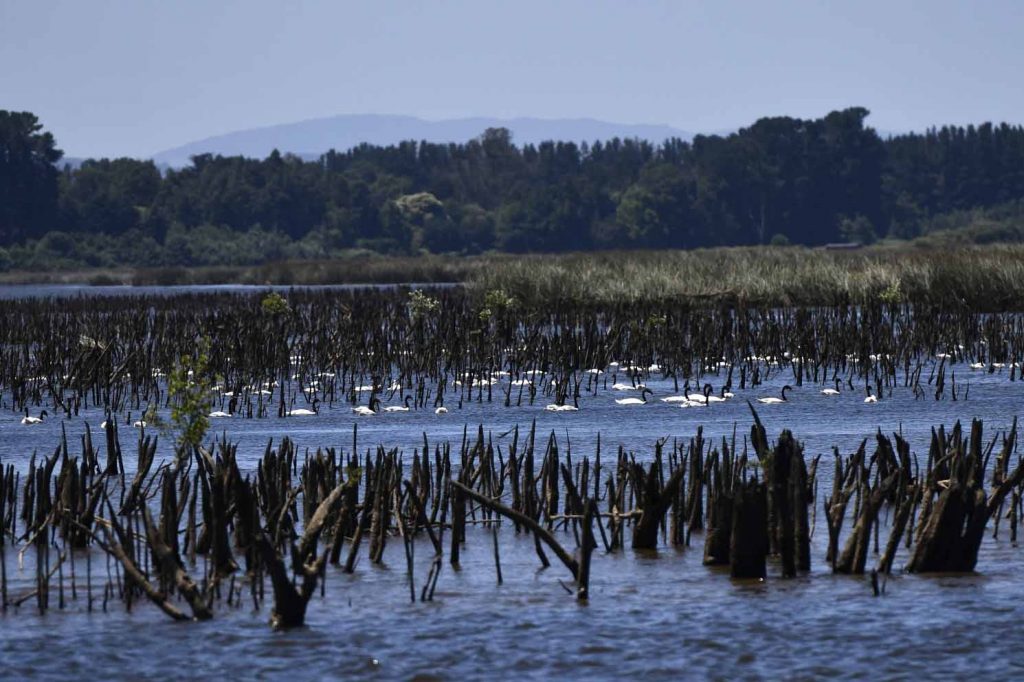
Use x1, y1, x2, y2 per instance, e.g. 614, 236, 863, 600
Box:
631, 461, 685, 551
577, 499, 598, 601
256, 478, 351, 628
730, 480, 768, 579
908, 419, 1024, 573
142, 507, 212, 620
703, 489, 733, 565
747, 406, 811, 576
835, 471, 898, 574
768, 430, 810, 577
703, 440, 736, 565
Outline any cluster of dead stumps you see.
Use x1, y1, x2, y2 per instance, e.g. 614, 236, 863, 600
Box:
0, 407, 1022, 629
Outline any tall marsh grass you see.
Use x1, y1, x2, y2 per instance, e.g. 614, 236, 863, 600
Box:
4, 244, 1024, 311
467, 246, 1024, 310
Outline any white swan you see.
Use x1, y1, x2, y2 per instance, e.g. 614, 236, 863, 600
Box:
611, 383, 640, 391
435, 406, 448, 415
133, 420, 146, 428
209, 410, 232, 418
821, 378, 841, 396
616, 388, 653, 406
685, 386, 709, 402
21, 409, 47, 425
864, 385, 878, 403
383, 396, 413, 413
353, 397, 379, 416
702, 385, 728, 403
684, 384, 726, 405
288, 398, 320, 416
757, 385, 793, 405
545, 396, 579, 412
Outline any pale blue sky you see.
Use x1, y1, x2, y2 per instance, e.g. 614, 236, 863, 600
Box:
2, 0, 1021, 158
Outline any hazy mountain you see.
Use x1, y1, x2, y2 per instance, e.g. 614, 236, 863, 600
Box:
150, 114, 694, 167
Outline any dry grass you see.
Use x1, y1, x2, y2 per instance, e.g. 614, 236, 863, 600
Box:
3, 244, 1024, 310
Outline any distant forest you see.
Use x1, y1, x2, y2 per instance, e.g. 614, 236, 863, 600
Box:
2, 107, 1024, 270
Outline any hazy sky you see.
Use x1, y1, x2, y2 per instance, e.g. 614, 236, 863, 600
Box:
2, 0, 1022, 158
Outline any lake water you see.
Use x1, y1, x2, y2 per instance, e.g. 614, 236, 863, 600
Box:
1, 285, 1022, 679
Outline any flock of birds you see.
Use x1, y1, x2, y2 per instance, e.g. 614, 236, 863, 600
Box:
16, 370, 882, 426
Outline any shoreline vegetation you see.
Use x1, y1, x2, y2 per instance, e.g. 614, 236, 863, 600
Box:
5, 243, 1024, 310
5, 108, 1024, 277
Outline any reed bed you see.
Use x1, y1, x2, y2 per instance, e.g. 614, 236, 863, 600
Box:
0, 413, 1020, 627
468, 245, 1024, 309
4, 244, 1024, 312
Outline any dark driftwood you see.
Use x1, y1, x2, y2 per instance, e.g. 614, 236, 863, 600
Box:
96, 500, 190, 621
451, 480, 579, 580
142, 507, 212, 620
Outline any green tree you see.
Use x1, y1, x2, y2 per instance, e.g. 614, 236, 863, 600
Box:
839, 214, 878, 244
615, 163, 695, 247
0, 111, 63, 244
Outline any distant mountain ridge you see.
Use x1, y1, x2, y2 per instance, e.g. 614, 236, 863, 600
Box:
150, 114, 694, 167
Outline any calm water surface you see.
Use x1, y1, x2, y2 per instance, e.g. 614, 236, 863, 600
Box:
1, 285, 1022, 679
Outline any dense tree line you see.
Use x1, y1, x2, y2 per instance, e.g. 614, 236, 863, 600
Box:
2, 107, 1024, 269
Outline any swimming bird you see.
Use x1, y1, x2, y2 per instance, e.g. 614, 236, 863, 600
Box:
21, 409, 47, 425
615, 388, 653, 405
661, 379, 694, 403
289, 398, 320, 416
353, 397, 380, 416
611, 382, 641, 391
684, 383, 711, 403
757, 385, 792, 404
209, 410, 232, 418
383, 396, 413, 412
864, 385, 878, 403
133, 420, 147, 428
821, 378, 841, 396
546, 395, 579, 412
698, 384, 728, 404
